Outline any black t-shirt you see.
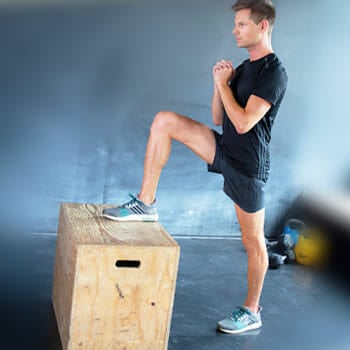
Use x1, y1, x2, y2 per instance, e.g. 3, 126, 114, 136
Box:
221, 53, 288, 181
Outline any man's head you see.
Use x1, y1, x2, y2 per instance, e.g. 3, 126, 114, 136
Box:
232, 0, 275, 31
231, 0, 276, 48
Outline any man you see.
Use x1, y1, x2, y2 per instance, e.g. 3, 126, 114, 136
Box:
103, 0, 287, 334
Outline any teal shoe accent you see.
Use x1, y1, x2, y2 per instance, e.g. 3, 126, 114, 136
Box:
217, 306, 262, 334
102, 194, 159, 222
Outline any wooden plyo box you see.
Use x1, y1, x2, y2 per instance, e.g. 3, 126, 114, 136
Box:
52, 203, 180, 350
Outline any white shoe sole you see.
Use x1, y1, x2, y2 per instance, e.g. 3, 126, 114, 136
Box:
217, 320, 262, 334
103, 213, 159, 222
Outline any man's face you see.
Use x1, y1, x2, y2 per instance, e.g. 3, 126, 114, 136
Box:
232, 9, 263, 49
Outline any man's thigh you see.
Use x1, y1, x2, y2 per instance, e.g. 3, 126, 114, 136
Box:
159, 111, 217, 165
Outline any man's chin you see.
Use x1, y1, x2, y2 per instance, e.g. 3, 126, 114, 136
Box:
235, 40, 246, 48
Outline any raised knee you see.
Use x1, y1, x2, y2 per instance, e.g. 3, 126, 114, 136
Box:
151, 110, 175, 134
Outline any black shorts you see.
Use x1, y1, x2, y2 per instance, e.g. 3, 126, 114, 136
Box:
207, 131, 266, 213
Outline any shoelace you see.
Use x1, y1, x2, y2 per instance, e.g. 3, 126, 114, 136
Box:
122, 193, 156, 209
230, 307, 248, 322
122, 194, 138, 209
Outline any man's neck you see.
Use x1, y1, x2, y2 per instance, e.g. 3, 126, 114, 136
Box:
248, 39, 273, 62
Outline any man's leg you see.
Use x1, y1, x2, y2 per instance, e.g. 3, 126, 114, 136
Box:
138, 110, 216, 205
234, 204, 268, 313
103, 110, 216, 221
217, 204, 268, 334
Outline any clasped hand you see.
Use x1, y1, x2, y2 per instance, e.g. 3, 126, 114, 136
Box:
213, 60, 235, 86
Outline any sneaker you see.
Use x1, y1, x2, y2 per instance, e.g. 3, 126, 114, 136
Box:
102, 194, 159, 222
217, 306, 262, 334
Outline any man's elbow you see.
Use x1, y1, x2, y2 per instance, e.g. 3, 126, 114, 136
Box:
213, 120, 222, 126
226, 111, 250, 134
235, 113, 257, 134
212, 114, 223, 126
235, 122, 251, 134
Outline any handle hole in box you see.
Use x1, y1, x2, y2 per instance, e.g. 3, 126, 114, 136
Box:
115, 260, 141, 268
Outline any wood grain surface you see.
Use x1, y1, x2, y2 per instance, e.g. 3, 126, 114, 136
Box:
52, 203, 180, 350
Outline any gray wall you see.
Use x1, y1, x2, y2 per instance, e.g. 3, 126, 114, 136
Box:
1, 0, 349, 237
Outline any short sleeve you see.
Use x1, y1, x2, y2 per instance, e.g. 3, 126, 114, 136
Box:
252, 66, 288, 106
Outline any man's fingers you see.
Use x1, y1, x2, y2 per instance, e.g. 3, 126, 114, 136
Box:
215, 60, 233, 70
219, 59, 233, 66
213, 60, 234, 78
214, 66, 227, 71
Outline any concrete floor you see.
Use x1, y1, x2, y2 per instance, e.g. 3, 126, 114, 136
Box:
1, 233, 349, 350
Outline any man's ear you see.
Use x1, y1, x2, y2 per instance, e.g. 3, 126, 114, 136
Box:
259, 19, 270, 33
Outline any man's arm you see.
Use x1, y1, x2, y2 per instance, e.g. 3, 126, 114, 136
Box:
217, 84, 271, 134
214, 63, 271, 134
211, 60, 234, 126
211, 86, 224, 126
